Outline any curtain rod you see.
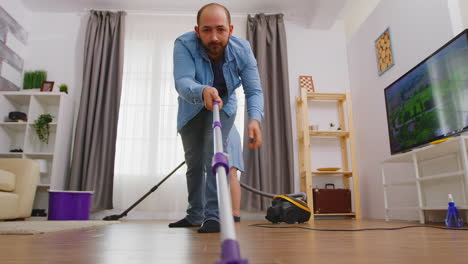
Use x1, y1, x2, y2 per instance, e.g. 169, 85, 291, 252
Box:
79, 8, 276, 17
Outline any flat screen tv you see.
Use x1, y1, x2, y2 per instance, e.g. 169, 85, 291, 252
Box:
384, 29, 468, 154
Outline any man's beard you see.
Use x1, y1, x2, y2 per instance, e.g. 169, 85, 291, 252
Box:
205, 41, 227, 57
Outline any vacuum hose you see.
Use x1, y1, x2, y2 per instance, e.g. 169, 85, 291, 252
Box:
240, 182, 307, 201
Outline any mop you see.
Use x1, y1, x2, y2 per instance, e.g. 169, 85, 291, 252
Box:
211, 101, 250, 264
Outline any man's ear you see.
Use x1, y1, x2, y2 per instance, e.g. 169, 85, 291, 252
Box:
229, 25, 234, 37
194, 26, 200, 38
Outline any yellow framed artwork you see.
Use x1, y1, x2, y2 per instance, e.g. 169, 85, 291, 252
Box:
375, 27, 395, 75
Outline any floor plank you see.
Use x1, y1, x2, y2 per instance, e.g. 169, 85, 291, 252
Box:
1, 219, 467, 264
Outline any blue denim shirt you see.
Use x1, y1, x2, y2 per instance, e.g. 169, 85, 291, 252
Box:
173, 31, 264, 131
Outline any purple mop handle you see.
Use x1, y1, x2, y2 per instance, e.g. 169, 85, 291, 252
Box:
211, 101, 250, 264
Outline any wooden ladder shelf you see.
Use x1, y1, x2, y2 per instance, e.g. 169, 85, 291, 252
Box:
296, 88, 362, 219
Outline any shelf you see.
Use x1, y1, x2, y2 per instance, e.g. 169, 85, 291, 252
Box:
24, 152, 54, 158
0, 122, 27, 132
3, 94, 31, 105
0, 153, 23, 158
27, 122, 57, 126
297, 88, 361, 220
421, 206, 468, 210
0, 121, 27, 125
307, 92, 346, 101
314, 212, 356, 216
0, 91, 74, 213
34, 94, 61, 105
309, 130, 349, 137
312, 171, 353, 176
418, 170, 464, 182
23, 153, 54, 158
301, 170, 353, 178
382, 135, 468, 224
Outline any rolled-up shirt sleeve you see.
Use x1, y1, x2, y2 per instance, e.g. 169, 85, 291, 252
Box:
173, 39, 206, 104
240, 44, 264, 122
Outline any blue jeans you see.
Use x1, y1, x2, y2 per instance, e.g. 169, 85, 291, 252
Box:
179, 108, 235, 224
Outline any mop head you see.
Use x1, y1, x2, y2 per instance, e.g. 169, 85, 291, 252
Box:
265, 195, 311, 224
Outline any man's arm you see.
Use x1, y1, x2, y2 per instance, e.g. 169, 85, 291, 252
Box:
173, 39, 223, 110
173, 39, 206, 105
240, 43, 264, 149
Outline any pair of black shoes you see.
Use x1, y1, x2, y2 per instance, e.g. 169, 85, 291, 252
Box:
168, 218, 219, 233
10, 148, 23, 153
169, 216, 242, 233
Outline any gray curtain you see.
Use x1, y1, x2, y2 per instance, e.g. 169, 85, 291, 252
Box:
241, 14, 294, 210
69, 11, 125, 210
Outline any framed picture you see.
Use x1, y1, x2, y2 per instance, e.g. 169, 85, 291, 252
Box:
299, 76, 315, 92
375, 27, 395, 75
40, 81, 54, 92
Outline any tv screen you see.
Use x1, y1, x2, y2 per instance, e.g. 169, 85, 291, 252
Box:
384, 29, 468, 154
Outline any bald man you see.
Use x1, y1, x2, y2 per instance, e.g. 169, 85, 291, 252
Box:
171, 3, 264, 233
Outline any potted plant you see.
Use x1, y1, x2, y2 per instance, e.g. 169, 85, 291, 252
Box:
32, 114, 53, 144
59, 83, 68, 94
23, 70, 47, 90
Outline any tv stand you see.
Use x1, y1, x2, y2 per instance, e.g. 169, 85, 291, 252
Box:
382, 136, 468, 223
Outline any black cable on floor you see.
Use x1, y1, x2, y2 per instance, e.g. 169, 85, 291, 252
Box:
250, 223, 468, 231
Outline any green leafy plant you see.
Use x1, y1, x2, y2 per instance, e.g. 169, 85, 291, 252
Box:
59, 83, 68, 94
23, 71, 47, 90
32, 114, 53, 144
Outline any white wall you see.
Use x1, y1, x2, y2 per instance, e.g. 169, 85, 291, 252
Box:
286, 20, 351, 191
342, 0, 381, 42
0, 3, 84, 93
24, 12, 85, 103
459, 0, 468, 28
347, 0, 455, 219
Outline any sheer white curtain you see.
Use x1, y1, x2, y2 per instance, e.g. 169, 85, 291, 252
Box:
112, 14, 246, 219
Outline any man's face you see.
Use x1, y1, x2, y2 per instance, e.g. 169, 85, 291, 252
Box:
195, 7, 233, 58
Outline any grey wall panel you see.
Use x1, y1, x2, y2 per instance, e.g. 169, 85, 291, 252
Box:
0, 41, 23, 71
0, 6, 27, 45
0, 6, 27, 89
0, 20, 7, 43
0, 76, 19, 91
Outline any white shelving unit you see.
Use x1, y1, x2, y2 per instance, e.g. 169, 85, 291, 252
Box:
0, 91, 74, 213
382, 136, 468, 223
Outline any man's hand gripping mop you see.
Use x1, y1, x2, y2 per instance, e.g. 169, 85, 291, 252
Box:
211, 101, 250, 264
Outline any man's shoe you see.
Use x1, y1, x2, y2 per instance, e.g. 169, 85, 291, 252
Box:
197, 220, 220, 233
168, 218, 201, 228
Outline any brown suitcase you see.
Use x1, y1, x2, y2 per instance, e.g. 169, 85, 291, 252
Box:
313, 184, 352, 214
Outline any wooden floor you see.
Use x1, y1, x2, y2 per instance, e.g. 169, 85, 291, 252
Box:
1, 219, 468, 264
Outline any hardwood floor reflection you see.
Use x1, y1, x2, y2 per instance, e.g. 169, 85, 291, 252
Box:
1, 220, 468, 263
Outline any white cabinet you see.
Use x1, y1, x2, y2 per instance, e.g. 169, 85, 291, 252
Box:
382, 136, 468, 223
0, 91, 74, 212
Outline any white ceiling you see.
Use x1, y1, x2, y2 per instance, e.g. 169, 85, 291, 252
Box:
21, 0, 348, 28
